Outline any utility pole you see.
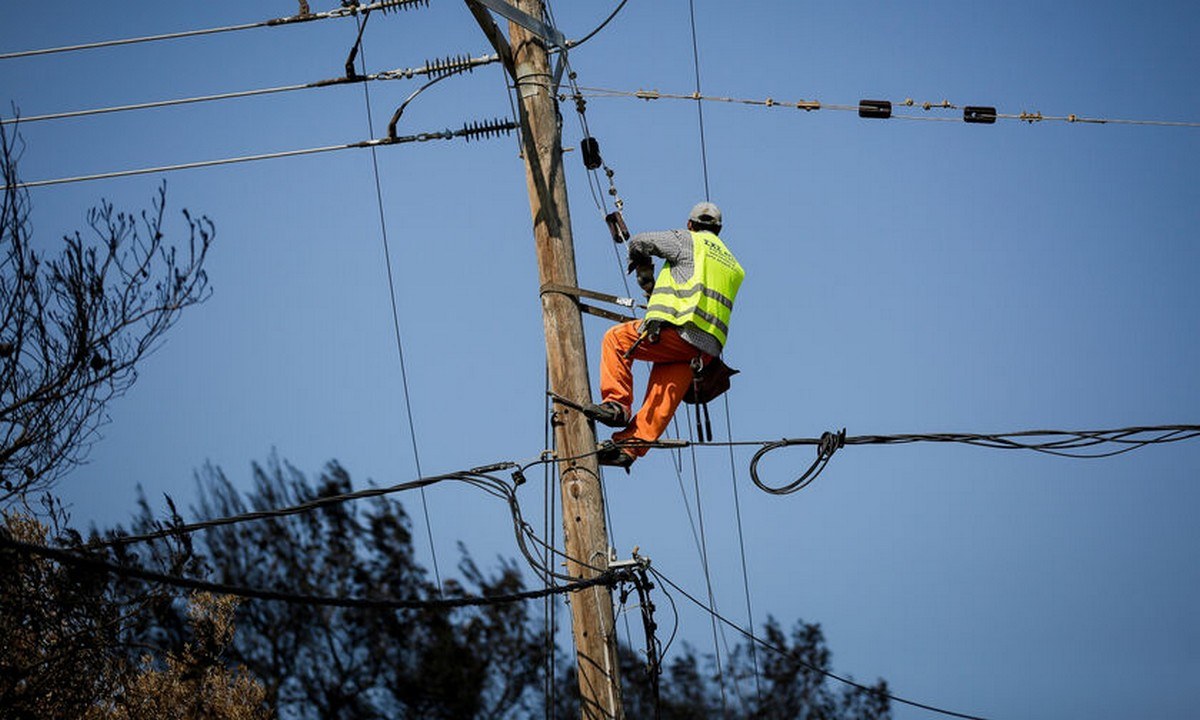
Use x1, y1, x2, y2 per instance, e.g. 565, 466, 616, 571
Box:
466, 1, 624, 717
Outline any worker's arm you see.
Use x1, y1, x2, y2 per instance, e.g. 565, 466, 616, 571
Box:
627, 228, 693, 297
627, 229, 689, 266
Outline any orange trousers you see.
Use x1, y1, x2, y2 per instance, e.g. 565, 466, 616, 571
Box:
600, 321, 710, 457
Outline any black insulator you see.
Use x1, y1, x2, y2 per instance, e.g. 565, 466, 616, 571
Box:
426, 54, 472, 78
858, 99, 892, 119
581, 136, 602, 170
379, 0, 429, 13
963, 106, 997, 124
459, 118, 517, 141
605, 211, 629, 243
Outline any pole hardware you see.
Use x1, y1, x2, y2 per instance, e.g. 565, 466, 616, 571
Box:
858, 99, 892, 119
466, 0, 568, 92
581, 136, 603, 169
605, 210, 630, 243
963, 105, 997, 124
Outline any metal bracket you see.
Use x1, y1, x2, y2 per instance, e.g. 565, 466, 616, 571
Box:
471, 0, 565, 47
608, 545, 651, 571
465, 0, 567, 92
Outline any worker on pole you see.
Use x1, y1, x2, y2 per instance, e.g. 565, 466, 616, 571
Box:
588, 201, 745, 469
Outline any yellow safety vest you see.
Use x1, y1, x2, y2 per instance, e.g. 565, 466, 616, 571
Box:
644, 231, 744, 348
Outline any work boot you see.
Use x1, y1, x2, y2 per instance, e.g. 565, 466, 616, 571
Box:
596, 441, 635, 472
583, 401, 629, 428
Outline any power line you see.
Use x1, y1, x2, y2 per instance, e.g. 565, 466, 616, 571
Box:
747, 424, 1200, 495
3, 119, 518, 190
565, 0, 630, 49
648, 565, 990, 720
0, 54, 502, 127
549, 423, 1200, 494
0, 0, 430, 61
354, 27, 445, 595
564, 87, 1200, 129
87, 471, 469, 550
0, 533, 631, 611
84, 451, 597, 587
683, 1, 762, 703
686, 0, 711, 201
722, 394, 762, 700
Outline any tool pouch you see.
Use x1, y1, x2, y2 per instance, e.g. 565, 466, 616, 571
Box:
684, 355, 738, 406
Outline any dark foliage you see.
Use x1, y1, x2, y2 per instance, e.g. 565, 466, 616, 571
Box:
555, 618, 891, 719
121, 453, 892, 719
129, 454, 555, 719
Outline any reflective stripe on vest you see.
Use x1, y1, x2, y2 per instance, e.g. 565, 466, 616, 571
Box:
644, 230, 744, 347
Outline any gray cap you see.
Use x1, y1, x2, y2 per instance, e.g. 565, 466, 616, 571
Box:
688, 201, 722, 226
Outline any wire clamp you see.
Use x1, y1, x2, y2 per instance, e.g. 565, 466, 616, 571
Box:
609, 552, 651, 571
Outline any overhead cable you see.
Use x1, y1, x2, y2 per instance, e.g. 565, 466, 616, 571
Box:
564, 0, 630, 49
85, 454, 596, 586
649, 566, 990, 720
4, 118, 518, 190
0, 534, 629, 611
564, 87, 1200, 129
686, 0, 711, 201
89, 470, 471, 550
354, 26, 445, 593
748, 424, 1200, 495
0, 0, 431, 61
1, 53, 501, 127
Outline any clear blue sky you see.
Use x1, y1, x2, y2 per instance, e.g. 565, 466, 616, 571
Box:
3, 2, 1199, 718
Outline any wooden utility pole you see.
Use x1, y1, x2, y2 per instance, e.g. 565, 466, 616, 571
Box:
467, 1, 624, 717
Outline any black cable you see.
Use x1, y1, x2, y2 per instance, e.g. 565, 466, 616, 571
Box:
687, 0, 712, 201
0, 534, 628, 611
353, 18, 444, 595
648, 566, 990, 720
723, 394, 762, 701
88, 472, 457, 549
566, 0, 632, 49
748, 424, 1200, 495
685, 407, 731, 712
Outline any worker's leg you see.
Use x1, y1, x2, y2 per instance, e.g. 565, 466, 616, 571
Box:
613, 361, 695, 457
612, 327, 709, 457
599, 321, 643, 418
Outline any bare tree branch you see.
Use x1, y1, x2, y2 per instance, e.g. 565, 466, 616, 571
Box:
0, 119, 214, 503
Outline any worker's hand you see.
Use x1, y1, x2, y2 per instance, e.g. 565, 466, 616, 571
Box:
645, 319, 663, 343
626, 249, 651, 274
635, 265, 656, 297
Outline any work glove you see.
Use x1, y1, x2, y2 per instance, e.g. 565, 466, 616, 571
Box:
626, 248, 652, 274
635, 265, 656, 298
